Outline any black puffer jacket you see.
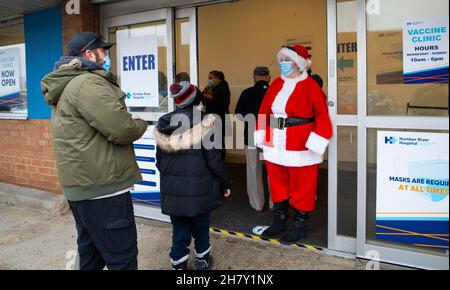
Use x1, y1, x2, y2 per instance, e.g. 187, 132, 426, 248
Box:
154, 107, 232, 217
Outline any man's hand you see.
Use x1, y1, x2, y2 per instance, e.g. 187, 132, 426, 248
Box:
224, 189, 231, 197
132, 114, 143, 120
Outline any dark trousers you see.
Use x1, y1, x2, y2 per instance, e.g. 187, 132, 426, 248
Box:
68, 192, 138, 270
170, 213, 211, 263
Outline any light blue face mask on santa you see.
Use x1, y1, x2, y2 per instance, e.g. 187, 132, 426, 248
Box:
279, 61, 295, 76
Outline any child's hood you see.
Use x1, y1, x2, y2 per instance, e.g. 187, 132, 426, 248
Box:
154, 113, 217, 153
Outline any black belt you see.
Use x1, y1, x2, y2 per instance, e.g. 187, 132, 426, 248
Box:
271, 116, 315, 130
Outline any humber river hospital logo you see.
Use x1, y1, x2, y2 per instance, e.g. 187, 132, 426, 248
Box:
385, 136, 398, 144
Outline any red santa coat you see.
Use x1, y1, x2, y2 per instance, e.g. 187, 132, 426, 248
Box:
255, 71, 332, 167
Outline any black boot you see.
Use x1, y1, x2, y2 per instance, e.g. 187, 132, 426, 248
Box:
261, 200, 289, 238
281, 209, 309, 243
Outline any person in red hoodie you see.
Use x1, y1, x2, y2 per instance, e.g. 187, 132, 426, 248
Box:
255, 45, 332, 243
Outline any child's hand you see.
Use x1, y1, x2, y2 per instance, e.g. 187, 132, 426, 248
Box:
224, 189, 231, 198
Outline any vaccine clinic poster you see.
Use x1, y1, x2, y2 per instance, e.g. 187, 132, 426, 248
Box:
0, 47, 21, 108
376, 131, 449, 250
403, 17, 449, 84
117, 32, 159, 107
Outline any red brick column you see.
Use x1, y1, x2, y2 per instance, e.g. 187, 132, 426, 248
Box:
0, 120, 62, 194
61, 0, 100, 55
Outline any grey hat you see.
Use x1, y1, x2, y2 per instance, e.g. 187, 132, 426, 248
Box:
253, 66, 270, 76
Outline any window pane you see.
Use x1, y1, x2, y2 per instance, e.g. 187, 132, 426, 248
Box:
367, 0, 449, 116
176, 18, 191, 82
0, 24, 27, 117
337, 0, 358, 115
337, 126, 357, 237
366, 128, 448, 255
108, 21, 169, 115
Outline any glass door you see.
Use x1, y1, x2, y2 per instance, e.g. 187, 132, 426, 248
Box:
102, 7, 198, 221
329, 0, 449, 270
104, 8, 175, 122
327, 0, 359, 254
355, 0, 449, 269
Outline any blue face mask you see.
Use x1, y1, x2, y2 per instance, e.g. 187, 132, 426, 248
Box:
102, 55, 111, 71
208, 79, 215, 88
279, 61, 295, 76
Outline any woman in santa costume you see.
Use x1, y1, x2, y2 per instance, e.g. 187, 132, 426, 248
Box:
255, 45, 332, 243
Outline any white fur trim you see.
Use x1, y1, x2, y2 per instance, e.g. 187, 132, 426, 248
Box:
154, 114, 216, 152
272, 76, 299, 118
262, 146, 323, 167
305, 132, 330, 155
278, 47, 311, 72
272, 128, 286, 151
254, 130, 265, 148
58, 58, 82, 71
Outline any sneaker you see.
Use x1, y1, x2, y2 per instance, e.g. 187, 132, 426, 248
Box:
172, 260, 188, 270
194, 254, 213, 270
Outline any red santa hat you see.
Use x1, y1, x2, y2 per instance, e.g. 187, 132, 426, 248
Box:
277, 45, 312, 72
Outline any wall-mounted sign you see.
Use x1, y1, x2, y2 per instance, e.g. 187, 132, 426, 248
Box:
403, 17, 449, 84
118, 32, 159, 107
376, 131, 449, 250
0, 47, 21, 108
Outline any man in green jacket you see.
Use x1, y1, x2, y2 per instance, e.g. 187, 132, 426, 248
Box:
41, 32, 147, 270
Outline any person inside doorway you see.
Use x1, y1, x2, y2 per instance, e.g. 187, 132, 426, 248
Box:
255, 45, 332, 242
175, 72, 190, 84
308, 68, 324, 89
235, 66, 272, 211
202, 70, 231, 160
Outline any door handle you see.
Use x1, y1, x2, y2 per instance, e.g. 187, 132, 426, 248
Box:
328, 101, 335, 107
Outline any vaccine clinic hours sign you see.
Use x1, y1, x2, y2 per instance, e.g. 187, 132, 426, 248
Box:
118, 32, 159, 107
403, 17, 449, 84
376, 131, 449, 250
0, 47, 21, 108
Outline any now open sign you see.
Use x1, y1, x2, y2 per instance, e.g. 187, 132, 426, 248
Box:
0, 47, 21, 104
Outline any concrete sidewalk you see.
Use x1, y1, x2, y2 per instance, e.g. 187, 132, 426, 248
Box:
0, 202, 409, 270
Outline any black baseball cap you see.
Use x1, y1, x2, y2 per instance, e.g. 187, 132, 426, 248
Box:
67, 32, 114, 56
253, 66, 270, 76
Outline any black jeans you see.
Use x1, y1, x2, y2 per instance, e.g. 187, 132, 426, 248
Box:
170, 213, 211, 264
68, 193, 138, 270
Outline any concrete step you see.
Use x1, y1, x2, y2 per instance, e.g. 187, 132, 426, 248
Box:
0, 182, 69, 217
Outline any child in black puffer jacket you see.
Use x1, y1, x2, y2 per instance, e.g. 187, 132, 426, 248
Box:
154, 81, 232, 270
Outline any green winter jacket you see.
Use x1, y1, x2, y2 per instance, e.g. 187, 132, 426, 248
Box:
41, 58, 148, 201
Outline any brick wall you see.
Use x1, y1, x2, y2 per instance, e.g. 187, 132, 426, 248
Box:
0, 120, 62, 194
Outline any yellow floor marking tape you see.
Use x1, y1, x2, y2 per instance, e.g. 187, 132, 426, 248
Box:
210, 227, 323, 251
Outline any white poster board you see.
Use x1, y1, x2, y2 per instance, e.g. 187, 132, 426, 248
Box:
117, 32, 159, 107
131, 125, 168, 222
376, 131, 449, 249
403, 17, 449, 84
131, 126, 161, 205
0, 47, 21, 107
